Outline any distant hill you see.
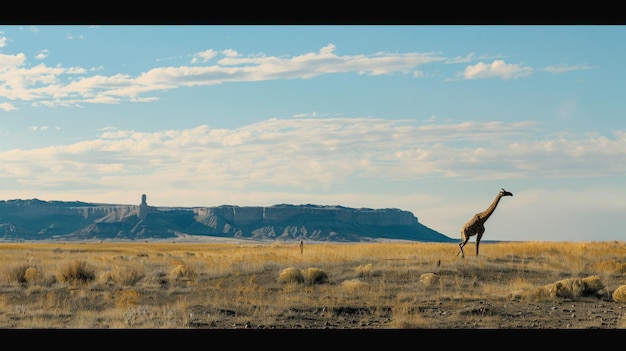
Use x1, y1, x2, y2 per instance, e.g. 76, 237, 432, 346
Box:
0, 195, 456, 243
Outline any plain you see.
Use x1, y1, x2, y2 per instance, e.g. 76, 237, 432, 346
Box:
0, 240, 625, 329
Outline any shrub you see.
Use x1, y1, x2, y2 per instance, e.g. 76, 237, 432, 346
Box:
112, 265, 145, 286
98, 271, 115, 286
1, 264, 54, 286
341, 279, 369, 293
3, 264, 30, 283
302, 267, 328, 285
21, 266, 56, 287
4, 264, 30, 283
278, 267, 303, 284
116, 289, 140, 307
278, 267, 328, 285
582, 275, 604, 293
356, 263, 373, 278
537, 275, 604, 299
144, 271, 169, 288
170, 264, 197, 281
57, 260, 96, 285
546, 278, 584, 298
419, 273, 440, 287
24, 267, 42, 282
612, 285, 626, 303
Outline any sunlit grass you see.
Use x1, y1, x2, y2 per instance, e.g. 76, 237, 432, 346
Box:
0, 240, 623, 328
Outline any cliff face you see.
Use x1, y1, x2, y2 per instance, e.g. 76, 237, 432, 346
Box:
0, 197, 455, 243
194, 204, 418, 227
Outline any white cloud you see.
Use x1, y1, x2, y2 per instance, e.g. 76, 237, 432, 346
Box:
543, 64, 598, 73
292, 111, 319, 118
0, 118, 623, 202
445, 53, 506, 64
459, 60, 533, 80
0, 44, 448, 109
222, 49, 239, 57
0, 62, 84, 98
65, 33, 84, 40
0, 102, 16, 111
155, 55, 183, 62
0, 36, 7, 48
191, 49, 217, 64
35, 50, 49, 60
0, 52, 27, 71
28, 125, 60, 132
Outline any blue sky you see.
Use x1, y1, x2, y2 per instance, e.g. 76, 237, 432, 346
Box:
0, 25, 624, 242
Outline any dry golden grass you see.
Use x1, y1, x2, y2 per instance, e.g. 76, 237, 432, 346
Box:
419, 272, 440, 286
528, 275, 605, 301
612, 285, 626, 303
0, 240, 624, 328
57, 260, 96, 285
278, 267, 304, 284
355, 263, 373, 277
301, 267, 328, 285
341, 279, 370, 293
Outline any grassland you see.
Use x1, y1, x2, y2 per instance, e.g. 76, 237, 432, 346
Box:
0, 240, 625, 329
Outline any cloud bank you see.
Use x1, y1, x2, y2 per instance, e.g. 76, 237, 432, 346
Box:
0, 43, 590, 110
0, 117, 623, 201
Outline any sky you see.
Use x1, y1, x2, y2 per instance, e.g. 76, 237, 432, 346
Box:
0, 25, 624, 243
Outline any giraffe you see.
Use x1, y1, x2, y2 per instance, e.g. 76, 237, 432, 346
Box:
456, 188, 513, 258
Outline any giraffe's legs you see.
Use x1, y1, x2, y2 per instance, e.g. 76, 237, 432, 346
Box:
456, 242, 465, 258
457, 235, 469, 258
475, 232, 483, 256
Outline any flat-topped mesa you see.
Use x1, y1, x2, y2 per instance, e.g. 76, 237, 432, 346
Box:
79, 206, 138, 221
193, 204, 419, 227
0, 196, 454, 242
0, 198, 136, 220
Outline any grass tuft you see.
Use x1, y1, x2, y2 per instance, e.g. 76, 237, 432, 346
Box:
419, 273, 440, 287
170, 264, 197, 282
356, 263, 373, 278
113, 265, 145, 286
612, 285, 626, 304
278, 267, 304, 284
301, 267, 328, 285
2, 264, 30, 283
532, 275, 605, 300
57, 260, 96, 285
341, 279, 369, 293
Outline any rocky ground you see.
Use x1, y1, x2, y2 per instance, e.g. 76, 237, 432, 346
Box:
184, 296, 625, 329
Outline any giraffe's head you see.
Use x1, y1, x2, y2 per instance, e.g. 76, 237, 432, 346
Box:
500, 188, 513, 197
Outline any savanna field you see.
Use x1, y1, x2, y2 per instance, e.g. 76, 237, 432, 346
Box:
0, 240, 625, 329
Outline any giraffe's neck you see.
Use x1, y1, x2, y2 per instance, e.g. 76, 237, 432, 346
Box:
478, 194, 503, 222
